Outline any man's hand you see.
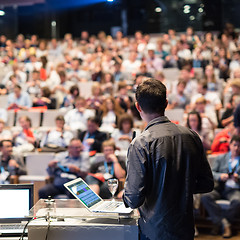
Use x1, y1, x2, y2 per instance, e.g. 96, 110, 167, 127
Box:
86, 138, 94, 145
107, 154, 118, 163
119, 135, 131, 141
233, 173, 239, 182
48, 160, 58, 168
8, 159, 19, 169
220, 173, 229, 182
68, 164, 88, 178
68, 164, 80, 173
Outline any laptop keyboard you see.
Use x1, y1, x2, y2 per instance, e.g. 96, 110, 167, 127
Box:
0, 224, 25, 232
100, 201, 122, 211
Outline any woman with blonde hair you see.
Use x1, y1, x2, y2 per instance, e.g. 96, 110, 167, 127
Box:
86, 82, 104, 113
99, 96, 124, 134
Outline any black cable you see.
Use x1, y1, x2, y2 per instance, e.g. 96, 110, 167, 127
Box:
19, 217, 46, 240
19, 218, 33, 240
45, 218, 51, 240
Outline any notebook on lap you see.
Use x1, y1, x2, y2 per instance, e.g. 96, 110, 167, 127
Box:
0, 184, 34, 237
64, 177, 132, 214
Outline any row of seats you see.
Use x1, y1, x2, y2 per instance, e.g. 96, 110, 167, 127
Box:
4, 109, 68, 128
4, 108, 185, 128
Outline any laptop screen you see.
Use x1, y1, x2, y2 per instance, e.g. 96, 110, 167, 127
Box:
67, 179, 102, 208
0, 184, 34, 223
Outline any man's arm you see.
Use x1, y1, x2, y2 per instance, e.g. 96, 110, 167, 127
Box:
11, 156, 27, 175
194, 136, 214, 194
123, 142, 146, 209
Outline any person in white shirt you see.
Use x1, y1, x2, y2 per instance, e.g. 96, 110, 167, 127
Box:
121, 50, 141, 75
0, 109, 8, 124
40, 115, 73, 149
190, 79, 222, 111
64, 96, 95, 131
111, 113, 140, 155
0, 119, 12, 141
2, 63, 27, 86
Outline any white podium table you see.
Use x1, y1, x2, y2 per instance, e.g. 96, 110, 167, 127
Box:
28, 200, 138, 240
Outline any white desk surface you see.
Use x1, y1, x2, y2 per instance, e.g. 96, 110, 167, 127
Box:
28, 208, 138, 240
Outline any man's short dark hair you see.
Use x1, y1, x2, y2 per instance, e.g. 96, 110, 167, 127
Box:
136, 78, 167, 114
230, 135, 240, 144
0, 139, 12, 148
87, 116, 101, 127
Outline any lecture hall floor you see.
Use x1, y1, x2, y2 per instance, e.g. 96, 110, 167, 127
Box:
195, 228, 240, 239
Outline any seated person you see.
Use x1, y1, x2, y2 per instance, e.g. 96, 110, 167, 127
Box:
13, 116, 36, 154
167, 80, 190, 110
26, 70, 42, 98
0, 140, 27, 183
40, 115, 73, 152
78, 117, 108, 154
186, 111, 211, 152
0, 119, 12, 141
32, 86, 56, 109
211, 122, 236, 155
0, 108, 8, 123
115, 81, 133, 113
111, 113, 140, 154
7, 84, 32, 110
86, 82, 105, 114
221, 94, 240, 128
201, 135, 240, 238
98, 96, 124, 134
38, 138, 90, 199
60, 84, 80, 109
64, 96, 95, 131
85, 140, 126, 199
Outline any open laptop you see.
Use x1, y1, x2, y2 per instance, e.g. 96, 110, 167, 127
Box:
64, 177, 132, 214
0, 184, 34, 237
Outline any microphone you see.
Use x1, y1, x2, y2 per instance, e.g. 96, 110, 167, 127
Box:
132, 130, 136, 140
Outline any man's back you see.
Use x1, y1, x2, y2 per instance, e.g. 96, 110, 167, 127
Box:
124, 116, 213, 240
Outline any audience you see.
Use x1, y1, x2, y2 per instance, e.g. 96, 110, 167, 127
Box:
64, 96, 95, 131
0, 119, 12, 141
186, 111, 212, 151
201, 135, 240, 238
111, 113, 139, 154
13, 116, 36, 154
0, 139, 27, 183
98, 96, 124, 134
7, 85, 32, 110
40, 115, 73, 152
38, 138, 89, 199
78, 117, 108, 154
0, 26, 240, 234
85, 139, 126, 199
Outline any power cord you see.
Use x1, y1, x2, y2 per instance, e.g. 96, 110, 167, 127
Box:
45, 218, 51, 240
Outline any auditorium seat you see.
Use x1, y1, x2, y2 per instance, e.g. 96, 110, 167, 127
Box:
41, 109, 68, 127
5, 110, 16, 127
0, 95, 8, 108
162, 68, 179, 81
16, 110, 42, 128
78, 81, 94, 99
165, 109, 185, 125
18, 152, 56, 203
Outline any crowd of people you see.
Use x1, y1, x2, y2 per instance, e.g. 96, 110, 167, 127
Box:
0, 23, 240, 237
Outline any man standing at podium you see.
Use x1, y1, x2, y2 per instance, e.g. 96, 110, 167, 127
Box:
123, 79, 214, 240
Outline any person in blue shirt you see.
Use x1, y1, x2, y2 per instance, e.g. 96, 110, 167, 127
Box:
7, 84, 32, 110
38, 138, 90, 199
201, 135, 240, 238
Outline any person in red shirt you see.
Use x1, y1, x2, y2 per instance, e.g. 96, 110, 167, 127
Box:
13, 116, 36, 154
211, 122, 236, 154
